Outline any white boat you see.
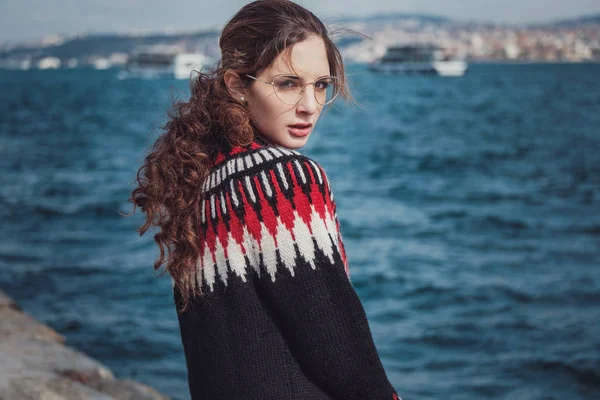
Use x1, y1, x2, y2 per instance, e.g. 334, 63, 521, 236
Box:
173, 53, 211, 80
369, 45, 468, 77
432, 60, 468, 77
37, 57, 61, 70
93, 58, 111, 70
118, 51, 211, 80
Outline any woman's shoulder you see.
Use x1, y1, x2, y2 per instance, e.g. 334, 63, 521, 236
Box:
203, 137, 329, 196
197, 139, 344, 289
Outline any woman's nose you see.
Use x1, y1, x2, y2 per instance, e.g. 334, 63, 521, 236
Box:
296, 85, 318, 114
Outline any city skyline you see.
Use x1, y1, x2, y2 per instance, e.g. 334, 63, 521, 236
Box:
1, 0, 600, 44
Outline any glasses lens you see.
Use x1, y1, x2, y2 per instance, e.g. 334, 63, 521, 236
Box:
272, 75, 304, 105
272, 75, 340, 105
314, 77, 339, 105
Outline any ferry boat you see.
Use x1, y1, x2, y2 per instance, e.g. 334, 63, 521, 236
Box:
118, 51, 211, 80
369, 44, 468, 77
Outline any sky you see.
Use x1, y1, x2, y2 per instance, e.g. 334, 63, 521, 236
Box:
1, 0, 600, 44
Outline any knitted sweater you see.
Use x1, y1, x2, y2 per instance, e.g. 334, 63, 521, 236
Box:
174, 134, 401, 400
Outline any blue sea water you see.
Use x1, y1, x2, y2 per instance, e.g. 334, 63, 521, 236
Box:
1, 63, 599, 400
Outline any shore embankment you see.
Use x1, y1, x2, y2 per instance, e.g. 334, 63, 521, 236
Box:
0, 289, 170, 400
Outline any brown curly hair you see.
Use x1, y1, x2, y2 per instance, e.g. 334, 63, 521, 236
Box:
126, 0, 357, 313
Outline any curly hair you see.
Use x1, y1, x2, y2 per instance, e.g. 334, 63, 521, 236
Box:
126, 0, 356, 313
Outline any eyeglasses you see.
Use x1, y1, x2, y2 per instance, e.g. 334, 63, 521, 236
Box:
244, 73, 340, 106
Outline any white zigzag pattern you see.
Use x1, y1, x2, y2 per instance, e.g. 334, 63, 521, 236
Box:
196, 203, 339, 293
196, 149, 344, 292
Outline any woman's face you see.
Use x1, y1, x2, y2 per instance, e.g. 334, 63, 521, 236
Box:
245, 35, 331, 149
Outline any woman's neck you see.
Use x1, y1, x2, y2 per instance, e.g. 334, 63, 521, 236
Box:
253, 134, 279, 147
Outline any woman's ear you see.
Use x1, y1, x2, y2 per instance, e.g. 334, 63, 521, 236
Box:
224, 69, 248, 102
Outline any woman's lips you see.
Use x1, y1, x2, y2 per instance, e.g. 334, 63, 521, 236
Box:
288, 124, 312, 137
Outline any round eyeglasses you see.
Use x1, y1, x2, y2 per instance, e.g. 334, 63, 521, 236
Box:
245, 74, 340, 106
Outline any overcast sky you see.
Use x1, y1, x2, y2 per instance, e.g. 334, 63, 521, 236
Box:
2, 0, 599, 43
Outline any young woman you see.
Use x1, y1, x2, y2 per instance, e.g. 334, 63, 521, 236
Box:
130, 1, 401, 399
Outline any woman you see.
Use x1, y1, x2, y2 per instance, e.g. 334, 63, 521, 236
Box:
130, 1, 401, 399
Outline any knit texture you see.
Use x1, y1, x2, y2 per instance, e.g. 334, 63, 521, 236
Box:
174, 134, 402, 400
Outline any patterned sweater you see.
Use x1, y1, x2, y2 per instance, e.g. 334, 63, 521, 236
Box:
174, 134, 401, 400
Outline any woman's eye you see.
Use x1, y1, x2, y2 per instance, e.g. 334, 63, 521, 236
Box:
277, 79, 299, 89
315, 80, 330, 90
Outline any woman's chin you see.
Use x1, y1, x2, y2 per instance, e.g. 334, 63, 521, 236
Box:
285, 134, 310, 149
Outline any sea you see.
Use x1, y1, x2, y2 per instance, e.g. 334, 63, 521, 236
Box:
1, 63, 599, 400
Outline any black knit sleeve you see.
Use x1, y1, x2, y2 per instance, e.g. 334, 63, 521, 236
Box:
249, 155, 401, 400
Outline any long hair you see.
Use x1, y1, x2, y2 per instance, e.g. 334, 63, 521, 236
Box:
126, 0, 355, 313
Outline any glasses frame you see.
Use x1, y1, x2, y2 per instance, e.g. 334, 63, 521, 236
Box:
244, 73, 339, 106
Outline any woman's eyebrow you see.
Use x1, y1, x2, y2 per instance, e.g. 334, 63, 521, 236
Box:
274, 70, 300, 76
277, 72, 333, 79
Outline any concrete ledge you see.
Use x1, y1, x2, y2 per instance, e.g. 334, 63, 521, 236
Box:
0, 289, 170, 400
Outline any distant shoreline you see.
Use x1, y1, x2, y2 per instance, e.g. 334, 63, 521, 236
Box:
1, 60, 599, 73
